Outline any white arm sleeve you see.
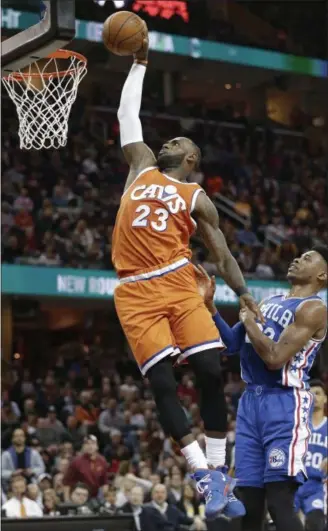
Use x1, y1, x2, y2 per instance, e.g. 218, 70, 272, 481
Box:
117, 62, 146, 147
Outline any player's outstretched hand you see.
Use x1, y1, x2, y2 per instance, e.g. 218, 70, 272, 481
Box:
239, 294, 264, 323
193, 264, 217, 315
134, 22, 149, 65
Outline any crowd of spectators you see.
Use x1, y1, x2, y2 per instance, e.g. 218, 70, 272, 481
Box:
1, 337, 325, 529
2, 99, 327, 279
1, 347, 247, 530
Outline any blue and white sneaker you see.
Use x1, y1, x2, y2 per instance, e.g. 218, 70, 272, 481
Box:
192, 468, 236, 520
223, 492, 246, 518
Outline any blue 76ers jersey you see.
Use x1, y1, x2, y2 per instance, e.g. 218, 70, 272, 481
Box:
305, 418, 328, 481
241, 295, 326, 389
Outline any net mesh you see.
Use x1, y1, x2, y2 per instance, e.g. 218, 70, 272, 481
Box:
2, 52, 87, 150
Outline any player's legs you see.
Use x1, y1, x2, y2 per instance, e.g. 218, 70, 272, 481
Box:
146, 353, 234, 519
233, 391, 266, 529
235, 391, 266, 488
167, 264, 227, 461
297, 482, 326, 531
266, 481, 304, 531
146, 357, 200, 450
237, 487, 266, 531
166, 266, 243, 516
115, 281, 195, 448
305, 510, 325, 531
115, 275, 233, 518
259, 387, 312, 531
187, 349, 227, 441
114, 280, 177, 374
262, 388, 312, 485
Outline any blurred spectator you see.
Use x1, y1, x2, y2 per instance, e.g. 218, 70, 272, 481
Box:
177, 482, 205, 520
98, 398, 124, 436
73, 220, 94, 251
1, 400, 20, 431
104, 430, 132, 472
141, 484, 205, 531
63, 435, 108, 500
99, 485, 118, 515
13, 187, 33, 213
1, 202, 14, 234
37, 245, 61, 266
2, 234, 22, 264
2, 475, 43, 518
116, 476, 137, 509
38, 474, 53, 493
236, 221, 261, 247
74, 391, 100, 429
1, 429, 45, 489
26, 483, 43, 508
70, 482, 94, 515
35, 406, 68, 447
121, 484, 145, 529
167, 469, 183, 504
42, 488, 60, 516
64, 416, 84, 449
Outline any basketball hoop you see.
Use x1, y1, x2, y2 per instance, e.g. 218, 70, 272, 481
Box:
2, 49, 87, 150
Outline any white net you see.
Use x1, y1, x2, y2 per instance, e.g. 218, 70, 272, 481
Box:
2, 51, 87, 150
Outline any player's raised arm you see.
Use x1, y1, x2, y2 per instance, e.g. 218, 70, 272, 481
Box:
117, 30, 156, 191
193, 192, 263, 321
240, 301, 327, 370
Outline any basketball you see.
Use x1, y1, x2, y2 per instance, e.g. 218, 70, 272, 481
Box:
102, 11, 147, 56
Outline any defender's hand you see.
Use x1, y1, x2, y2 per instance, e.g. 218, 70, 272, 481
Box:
240, 293, 264, 323
193, 264, 216, 315
134, 23, 149, 64
239, 307, 255, 324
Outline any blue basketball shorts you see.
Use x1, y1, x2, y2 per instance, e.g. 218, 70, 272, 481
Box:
235, 385, 313, 488
294, 480, 325, 514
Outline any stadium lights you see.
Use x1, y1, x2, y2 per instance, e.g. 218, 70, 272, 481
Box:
93, 0, 126, 7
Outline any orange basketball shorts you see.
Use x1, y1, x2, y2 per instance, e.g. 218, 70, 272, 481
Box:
114, 258, 224, 375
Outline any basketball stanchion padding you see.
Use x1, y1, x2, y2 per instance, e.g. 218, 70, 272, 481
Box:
2, 49, 87, 150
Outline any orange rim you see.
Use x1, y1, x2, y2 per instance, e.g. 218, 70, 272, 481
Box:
3, 49, 87, 81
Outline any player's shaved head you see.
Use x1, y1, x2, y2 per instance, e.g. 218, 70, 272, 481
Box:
179, 137, 201, 168
157, 136, 201, 178
287, 247, 328, 288
312, 245, 328, 286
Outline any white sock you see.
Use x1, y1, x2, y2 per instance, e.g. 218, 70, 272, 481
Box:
181, 441, 208, 470
205, 436, 226, 468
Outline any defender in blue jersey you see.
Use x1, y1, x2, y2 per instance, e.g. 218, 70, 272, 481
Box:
295, 380, 327, 531
194, 245, 327, 531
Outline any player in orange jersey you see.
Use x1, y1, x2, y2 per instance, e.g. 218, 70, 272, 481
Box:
112, 36, 261, 520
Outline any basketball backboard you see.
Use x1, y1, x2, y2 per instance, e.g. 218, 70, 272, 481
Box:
1, 0, 76, 76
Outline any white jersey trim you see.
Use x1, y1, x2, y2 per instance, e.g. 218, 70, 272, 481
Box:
162, 173, 198, 185
288, 389, 313, 477
122, 166, 158, 197
119, 257, 189, 284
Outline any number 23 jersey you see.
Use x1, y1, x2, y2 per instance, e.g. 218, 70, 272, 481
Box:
112, 166, 203, 278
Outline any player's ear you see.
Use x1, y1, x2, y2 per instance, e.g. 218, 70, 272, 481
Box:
186, 152, 197, 167
317, 270, 327, 285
